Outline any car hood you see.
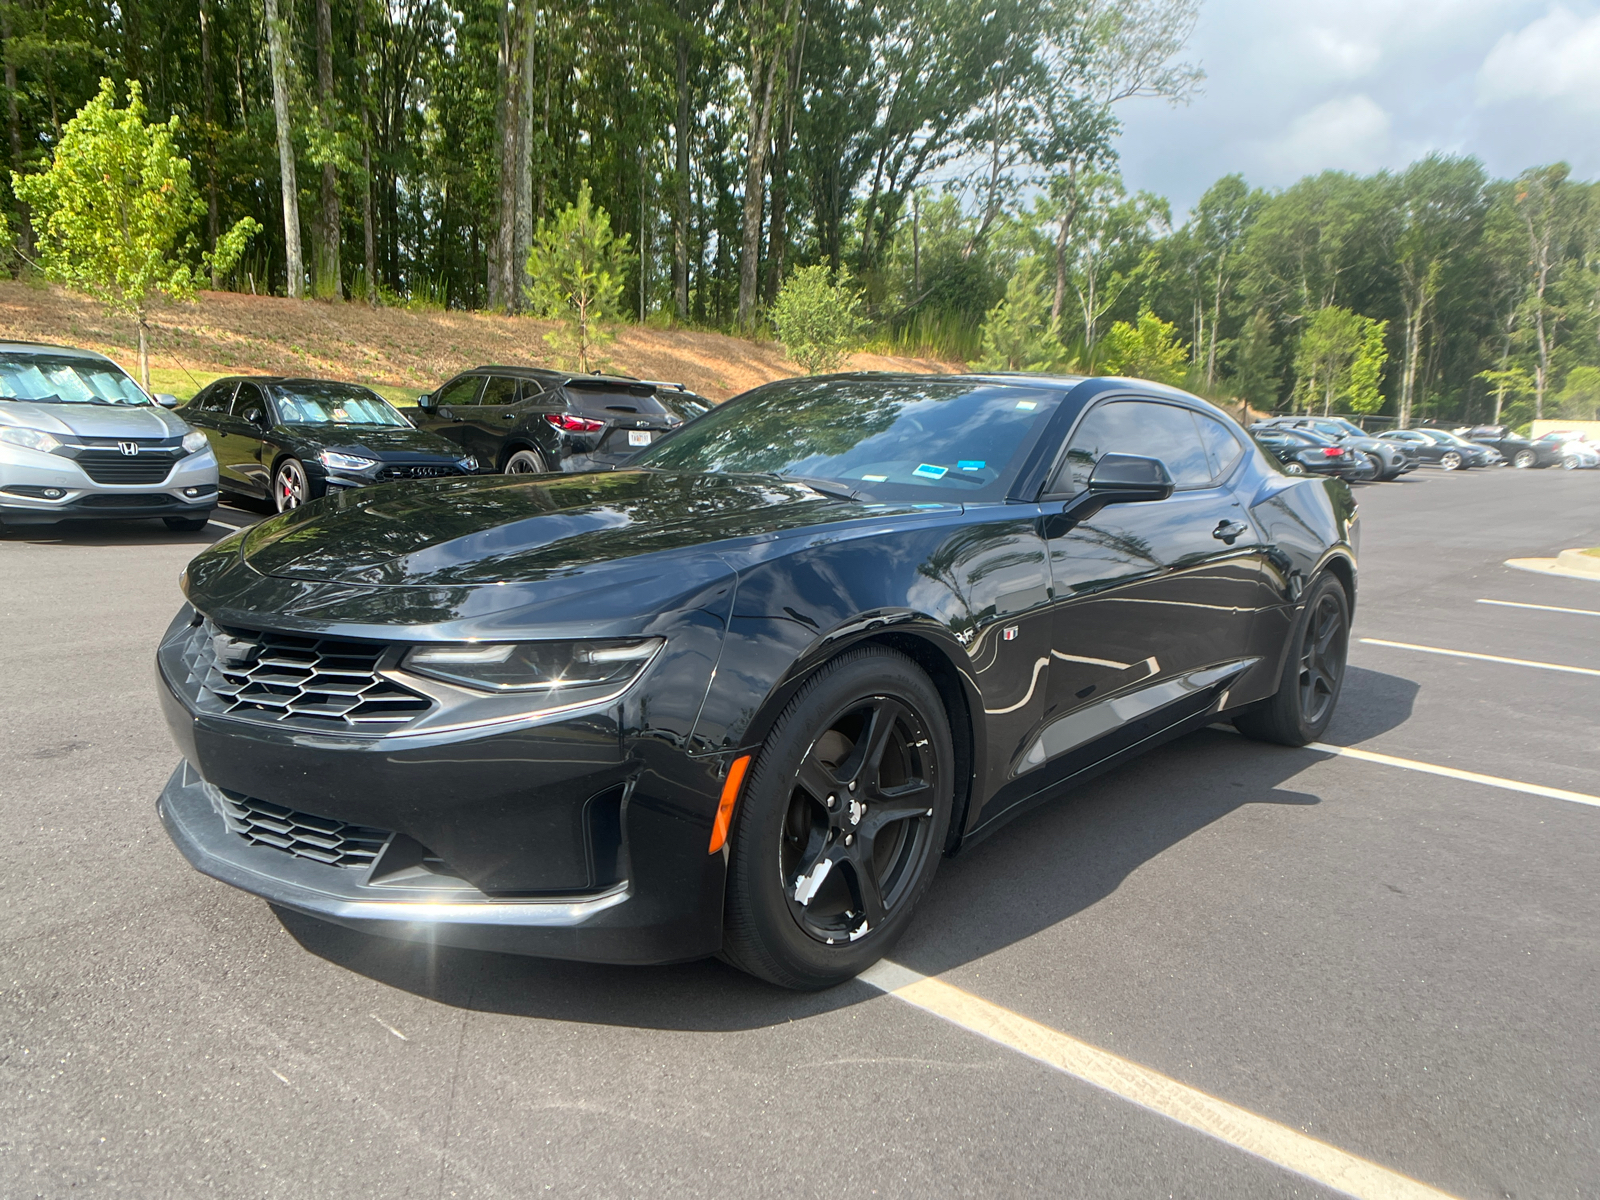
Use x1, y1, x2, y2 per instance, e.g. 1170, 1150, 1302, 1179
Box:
275, 423, 466, 460
236, 469, 951, 587
0, 400, 187, 439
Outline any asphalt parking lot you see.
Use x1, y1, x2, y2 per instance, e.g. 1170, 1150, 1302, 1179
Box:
2, 467, 1597, 1200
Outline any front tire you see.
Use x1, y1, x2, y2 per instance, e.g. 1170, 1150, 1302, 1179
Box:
722, 647, 955, 990
1512, 449, 1536, 469
504, 448, 549, 474
1350, 452, 1381, 482
1234, 573, 1349, 747
1561, 456, 1579, 470
1439, 451, 1463, 471
273, 458, 317, 512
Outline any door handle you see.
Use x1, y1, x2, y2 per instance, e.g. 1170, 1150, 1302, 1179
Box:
1213, 520, 1250, 544
499, 412, 515, 420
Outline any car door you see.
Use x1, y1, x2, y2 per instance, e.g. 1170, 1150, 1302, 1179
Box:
1026, 398, 1270, 786
463, 374, 520, 467
180, 381, 236, 455
193, 381, 252, 494
223, 383, 274, 496
419, 374, 486, 452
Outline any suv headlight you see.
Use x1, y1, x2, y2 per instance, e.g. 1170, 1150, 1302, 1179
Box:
319, 450, 378, 472
0, 426, 62, 453
403, 638, 664, 704
181, 430, 210, 454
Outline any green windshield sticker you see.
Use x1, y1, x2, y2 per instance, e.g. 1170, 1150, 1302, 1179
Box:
912, 463, 948, 479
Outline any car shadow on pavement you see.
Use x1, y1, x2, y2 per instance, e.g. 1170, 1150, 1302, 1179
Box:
279, 669, 1423, 1030
1321, 666, 1420, 745
0, 518, 233, 547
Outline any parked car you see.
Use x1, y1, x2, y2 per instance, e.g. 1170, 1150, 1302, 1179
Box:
1531, 432, 1600, 469
1378, 428, 1492, 470
1252, 415, 1411, 480
157, 372, 1358, 989
1249, 424, 1362, 478
0, 341, 218, 531
412, 367, 713, 474
1458, 425, 1563, 468
179, 377, 479, 511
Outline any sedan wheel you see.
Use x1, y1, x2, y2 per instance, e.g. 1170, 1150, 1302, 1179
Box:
1234, 573, 1349, 746
1439, 451, 1463, 471
1513, 449, 1537, 469
722, 647, 953, 989
1562, 456, 1579, 470
504, 448, 548, 474
1282, 460, 1306, 476
1350, 452, 1381, 482
274, 458, 310, 512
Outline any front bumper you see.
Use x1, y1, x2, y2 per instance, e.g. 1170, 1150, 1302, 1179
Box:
1, 443, 218, 523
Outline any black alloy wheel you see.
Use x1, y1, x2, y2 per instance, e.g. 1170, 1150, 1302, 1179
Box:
1234, 572, 1349, 746
1512, 449, 1537, 469
722, 647, 954, 989
504, 448, 548, 474
1439, 450, 1463, 471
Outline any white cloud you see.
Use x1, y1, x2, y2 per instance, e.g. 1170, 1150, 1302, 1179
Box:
1263, 95, 1394, 176
1477, 5, 1600, 111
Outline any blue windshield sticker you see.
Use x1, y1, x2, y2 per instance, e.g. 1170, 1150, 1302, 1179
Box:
957, 460, 986, 471
1015, 400, 1038, 411
861, 474, 888, 482
912, 463, 948, 479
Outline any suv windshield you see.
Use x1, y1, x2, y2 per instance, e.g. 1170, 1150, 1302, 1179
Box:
633, 377, 1067, 501
274, 382, 406, 426
0, 353, 148, 405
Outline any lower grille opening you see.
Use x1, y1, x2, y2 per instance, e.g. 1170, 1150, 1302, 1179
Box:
218, 789, 391, 868
80, 492, 179, 508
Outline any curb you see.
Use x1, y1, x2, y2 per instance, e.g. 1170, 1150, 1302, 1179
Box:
1555, 549, 1600, 576
1506, 551, 1600, 582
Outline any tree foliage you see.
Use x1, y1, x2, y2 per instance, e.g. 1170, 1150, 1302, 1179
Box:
769, 264, 867, 374
975, 257, 1069, 372
1096, 307, 1186, 384
524, 181, 633, 374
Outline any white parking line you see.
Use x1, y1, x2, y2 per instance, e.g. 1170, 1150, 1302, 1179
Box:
1478, 598, 1600, 618
1305, 741, 1600, 809
862, 961, 1458, 1200
1359, 637, 1600, 678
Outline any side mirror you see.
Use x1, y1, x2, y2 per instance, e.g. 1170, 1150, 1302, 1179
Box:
244, 407, 268, 428
154, 393, 179, 409
415, 392, 434, 411
1048, 454, 1174, 534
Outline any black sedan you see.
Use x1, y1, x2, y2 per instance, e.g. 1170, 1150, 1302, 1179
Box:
413, 366, 711, 474
180, 378, 478, 511
1378, 428, 1492, 470
156, 374, 1357, 989
1459, 425, 1563, 468
1248, 424, 1361, 478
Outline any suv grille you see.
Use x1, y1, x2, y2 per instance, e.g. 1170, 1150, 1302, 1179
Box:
218, 789, 391, 867
178, 618, 433, 731
72, 448, 182, 484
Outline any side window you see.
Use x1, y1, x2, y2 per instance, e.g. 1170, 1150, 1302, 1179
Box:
1050, 400, 1215, 493
1196, 413, 1244, 479
434, 375, 484, 408
517, 379, 545, 403
231, 383, 267, 423
199, 382, 237, 413
479, 375, 518, 407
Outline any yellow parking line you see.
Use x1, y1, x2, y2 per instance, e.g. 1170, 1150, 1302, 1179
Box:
1477, 598, 1600, 618
862, 961, 1459, 1200
1359, 637, 1600, 678
1305, 741, 1600, 809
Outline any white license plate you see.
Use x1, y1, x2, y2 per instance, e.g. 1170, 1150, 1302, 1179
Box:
627, 430, 653, 447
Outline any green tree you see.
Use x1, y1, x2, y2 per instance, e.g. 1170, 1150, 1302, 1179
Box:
769, 263, 868, 374
1294, 305, 1388, 415
975, 256, 1069, 371
1555, 365, 1600, 421
1473, 366, 1533, 424
12, 78, 258, 388
1232, 309, 1282, 410
1097, 307, 1187, 384
524, 180, 633, 374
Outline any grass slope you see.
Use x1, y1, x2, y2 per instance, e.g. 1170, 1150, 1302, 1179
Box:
0, 281, 960, 404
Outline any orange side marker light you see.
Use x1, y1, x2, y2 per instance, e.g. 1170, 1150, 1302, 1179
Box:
708, 754, 752, 854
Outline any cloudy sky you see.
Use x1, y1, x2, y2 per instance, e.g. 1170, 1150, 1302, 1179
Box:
1114, 0, 1600, 217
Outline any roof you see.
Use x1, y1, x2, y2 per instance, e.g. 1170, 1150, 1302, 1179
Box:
461, 365, 691, 392
0, 341, 121, 365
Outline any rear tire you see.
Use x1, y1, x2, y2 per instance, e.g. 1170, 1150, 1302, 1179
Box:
1439, 451, 1463, 471
1282, 461, 1305, 476
1561, 456, 1579, 470
722, 647, 955, 990
504, 448, 549, 474
1512, 449, 1536, 469
1234, 573, 1349, 747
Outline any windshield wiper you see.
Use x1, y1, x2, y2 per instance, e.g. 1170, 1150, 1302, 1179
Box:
769, 473, 862, 502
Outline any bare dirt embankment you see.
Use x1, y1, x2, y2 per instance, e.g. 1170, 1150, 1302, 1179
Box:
0, 281, 960, 402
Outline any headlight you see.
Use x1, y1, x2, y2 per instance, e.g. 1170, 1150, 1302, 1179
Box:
403, 638, 664, 703
0, 425, 62, 453
319, 450, 378, 472
181, 430, 210, 454
458, 456, 478, 471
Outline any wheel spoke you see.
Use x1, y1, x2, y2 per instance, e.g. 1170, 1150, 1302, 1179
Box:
794, 756, 841, 809
848, 853, 889, 926
839, 698, 907, 795
791, 839, 847, 908
858, 788, 931, 839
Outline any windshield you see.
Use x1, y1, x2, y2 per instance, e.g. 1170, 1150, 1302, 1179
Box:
274, 382, 407, 426
632, 377, 1068, 501
0, 353, 148, 405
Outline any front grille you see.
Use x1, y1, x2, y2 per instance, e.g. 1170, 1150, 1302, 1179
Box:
80, 492, 177, 508
178, 618, 434, 731
73, 449, 180, 484
218, 789, 391, 867
377, 464, 463, 480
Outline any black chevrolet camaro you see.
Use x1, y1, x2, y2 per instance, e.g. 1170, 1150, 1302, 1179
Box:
156, 374, 1357, 989
180, 377, 479, 511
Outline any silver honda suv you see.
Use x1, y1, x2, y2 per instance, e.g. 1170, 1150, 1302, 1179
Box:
0, 342, 219, 531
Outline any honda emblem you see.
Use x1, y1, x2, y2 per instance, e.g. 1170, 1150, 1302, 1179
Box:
118, 441, 140, 456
